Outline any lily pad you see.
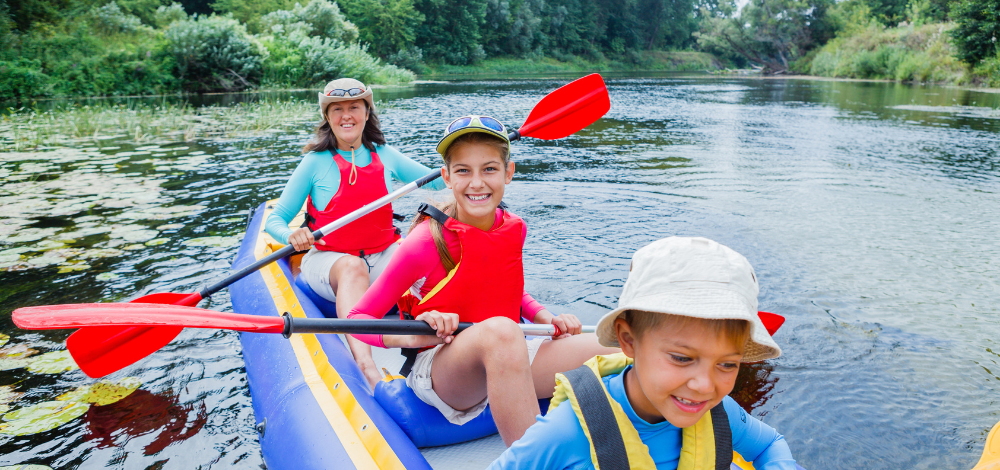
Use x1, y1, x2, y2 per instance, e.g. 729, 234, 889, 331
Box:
0, 385, 24, 406
0, 358, 34, 371
0, 400, 89, 436
219, 217, 243, 223
0, 465, 56, 470
183, 236, 240, 248
0, 333, 8, 347
26, 350, 78, 374
0, 227, 60, 244
33, 240, 65, 251
0, 404, 7, 416
57, 263, 90, 274
156, 224, 184, 231
78, 248, 124, 260
0, 247, 31, 262
55, 386, 90, 403
122, 244, 145, 251
95, 272, 119, 281
145, 238, 170, 246
0, 344, 39, 359
87, 377, 141, 406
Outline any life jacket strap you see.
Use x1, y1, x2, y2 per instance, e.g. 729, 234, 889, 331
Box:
710, 405, 732, 470
417, 203, 451, 225
398, 310, 420, 376
563, 365, 631, 470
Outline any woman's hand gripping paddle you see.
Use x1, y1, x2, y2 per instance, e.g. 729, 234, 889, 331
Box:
13, 304, 594, 377
54, 73, 617, 378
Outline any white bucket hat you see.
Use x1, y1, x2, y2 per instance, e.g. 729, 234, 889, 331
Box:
595, 237, 781, 362
318, 78, 374, 119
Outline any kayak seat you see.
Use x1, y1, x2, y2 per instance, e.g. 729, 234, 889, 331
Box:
293, 274, 338, 318
374, 377, 551, 448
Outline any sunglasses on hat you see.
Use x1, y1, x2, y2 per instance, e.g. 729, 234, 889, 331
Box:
446, 115, 506, 134
326, 87, 366, 97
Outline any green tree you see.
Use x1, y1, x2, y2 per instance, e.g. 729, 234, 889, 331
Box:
949, 0, 1000, 66
695, 0, 833, 72
338, 0, 423, 58
412, 0, 487, 64
209, 0, 296, 29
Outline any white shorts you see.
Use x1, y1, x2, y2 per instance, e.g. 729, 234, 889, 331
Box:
406, 336, 549, 425
299, 242, 399, 302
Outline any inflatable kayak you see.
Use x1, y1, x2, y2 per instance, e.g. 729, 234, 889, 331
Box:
230, 200, 807, 469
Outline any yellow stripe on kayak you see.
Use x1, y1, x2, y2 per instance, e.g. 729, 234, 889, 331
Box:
973, 420, 1000, 470
253, 201, 406, 470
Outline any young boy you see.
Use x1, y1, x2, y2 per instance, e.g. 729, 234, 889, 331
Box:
488, 236, 798, 470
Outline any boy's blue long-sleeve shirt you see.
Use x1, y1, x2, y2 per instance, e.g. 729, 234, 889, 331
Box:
265, 144, 446, 245
488, 366, 796, 470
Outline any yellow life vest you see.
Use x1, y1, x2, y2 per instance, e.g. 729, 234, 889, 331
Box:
551, 353, 734, 470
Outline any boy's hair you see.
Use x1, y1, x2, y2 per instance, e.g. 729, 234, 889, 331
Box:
623, 310, 751, 352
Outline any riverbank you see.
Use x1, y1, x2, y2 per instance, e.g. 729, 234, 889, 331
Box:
805, 21, 1000, 87
417, 51, 724, 77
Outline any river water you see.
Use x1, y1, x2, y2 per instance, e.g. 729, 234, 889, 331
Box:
1, 75, 999, 469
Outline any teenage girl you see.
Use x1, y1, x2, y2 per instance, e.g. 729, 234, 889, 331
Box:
265, 78, 446, 388
345, 115, 618, 445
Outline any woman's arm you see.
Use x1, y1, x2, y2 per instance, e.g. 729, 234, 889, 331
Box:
265, 154, 326, 245
377, 144, 447, 191
725, 397, 797, 470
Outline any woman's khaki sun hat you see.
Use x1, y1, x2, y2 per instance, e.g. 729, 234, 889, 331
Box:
595, 236, 782, 363
318, 78, 374, 118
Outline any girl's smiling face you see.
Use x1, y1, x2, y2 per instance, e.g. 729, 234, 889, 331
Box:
441, 141, 514, 231
325, 98, 368, 150
616, 317, 745, 428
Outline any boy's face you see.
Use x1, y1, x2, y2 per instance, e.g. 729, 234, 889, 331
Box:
616, 318, 743, 428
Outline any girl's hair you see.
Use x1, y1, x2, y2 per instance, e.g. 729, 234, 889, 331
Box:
303, 101, 386, 153
623, 310, 752, 353
407, 132, 511, 273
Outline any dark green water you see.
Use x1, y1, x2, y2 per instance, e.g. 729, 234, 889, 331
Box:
1, 76, 999, 469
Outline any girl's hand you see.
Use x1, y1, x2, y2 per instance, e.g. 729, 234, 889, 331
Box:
415, 310, 460, 343
549, 314, 582, 339
288, 227, 325, 252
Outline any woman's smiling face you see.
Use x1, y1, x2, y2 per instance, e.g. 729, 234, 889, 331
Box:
325, 98, 368, 150
442, 141, 514, 231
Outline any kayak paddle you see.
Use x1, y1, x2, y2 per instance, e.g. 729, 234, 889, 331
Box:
12, 304, 594, 377
43, 73, 615, 377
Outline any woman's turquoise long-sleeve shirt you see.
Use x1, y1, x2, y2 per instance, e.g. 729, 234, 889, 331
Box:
265, 144, 446, 245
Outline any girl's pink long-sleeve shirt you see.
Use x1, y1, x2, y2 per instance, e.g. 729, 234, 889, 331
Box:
345, 208, 545, 348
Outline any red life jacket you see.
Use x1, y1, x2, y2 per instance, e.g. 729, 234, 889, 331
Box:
305, 149, 399, 256
398, 204, 524, 324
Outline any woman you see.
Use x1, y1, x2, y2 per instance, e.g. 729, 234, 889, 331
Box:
345, 115, 618, 445
265, 78, 446, 388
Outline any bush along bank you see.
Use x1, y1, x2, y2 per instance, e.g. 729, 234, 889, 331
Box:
807, 22, 968, 83
416, 51, 724, 77
0, 0, 413, 102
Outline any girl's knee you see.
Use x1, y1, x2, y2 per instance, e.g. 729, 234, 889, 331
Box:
477, 317, 525, 346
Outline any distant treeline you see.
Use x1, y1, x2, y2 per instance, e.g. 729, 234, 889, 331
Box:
1, 0, 998, 101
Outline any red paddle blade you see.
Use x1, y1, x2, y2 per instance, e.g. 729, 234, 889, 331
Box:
13, 303, 284, 379
131, 292, 203, 306
518, 73, 610, 140
757, 311, 785, 336
58, 292, 205, 377
68, 325, 184, 378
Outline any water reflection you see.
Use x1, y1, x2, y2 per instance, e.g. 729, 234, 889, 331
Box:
84, 389, 208, 456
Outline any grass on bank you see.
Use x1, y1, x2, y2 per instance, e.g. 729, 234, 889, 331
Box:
418, 51, 724, 76
0, 99, 324, 151
807, 22, 969, 83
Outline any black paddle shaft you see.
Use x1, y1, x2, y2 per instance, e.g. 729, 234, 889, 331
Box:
198, 171, 444, 300
281, 314, 474, 338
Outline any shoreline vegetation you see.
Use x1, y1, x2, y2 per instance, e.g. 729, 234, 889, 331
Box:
1, 0, 998, 105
